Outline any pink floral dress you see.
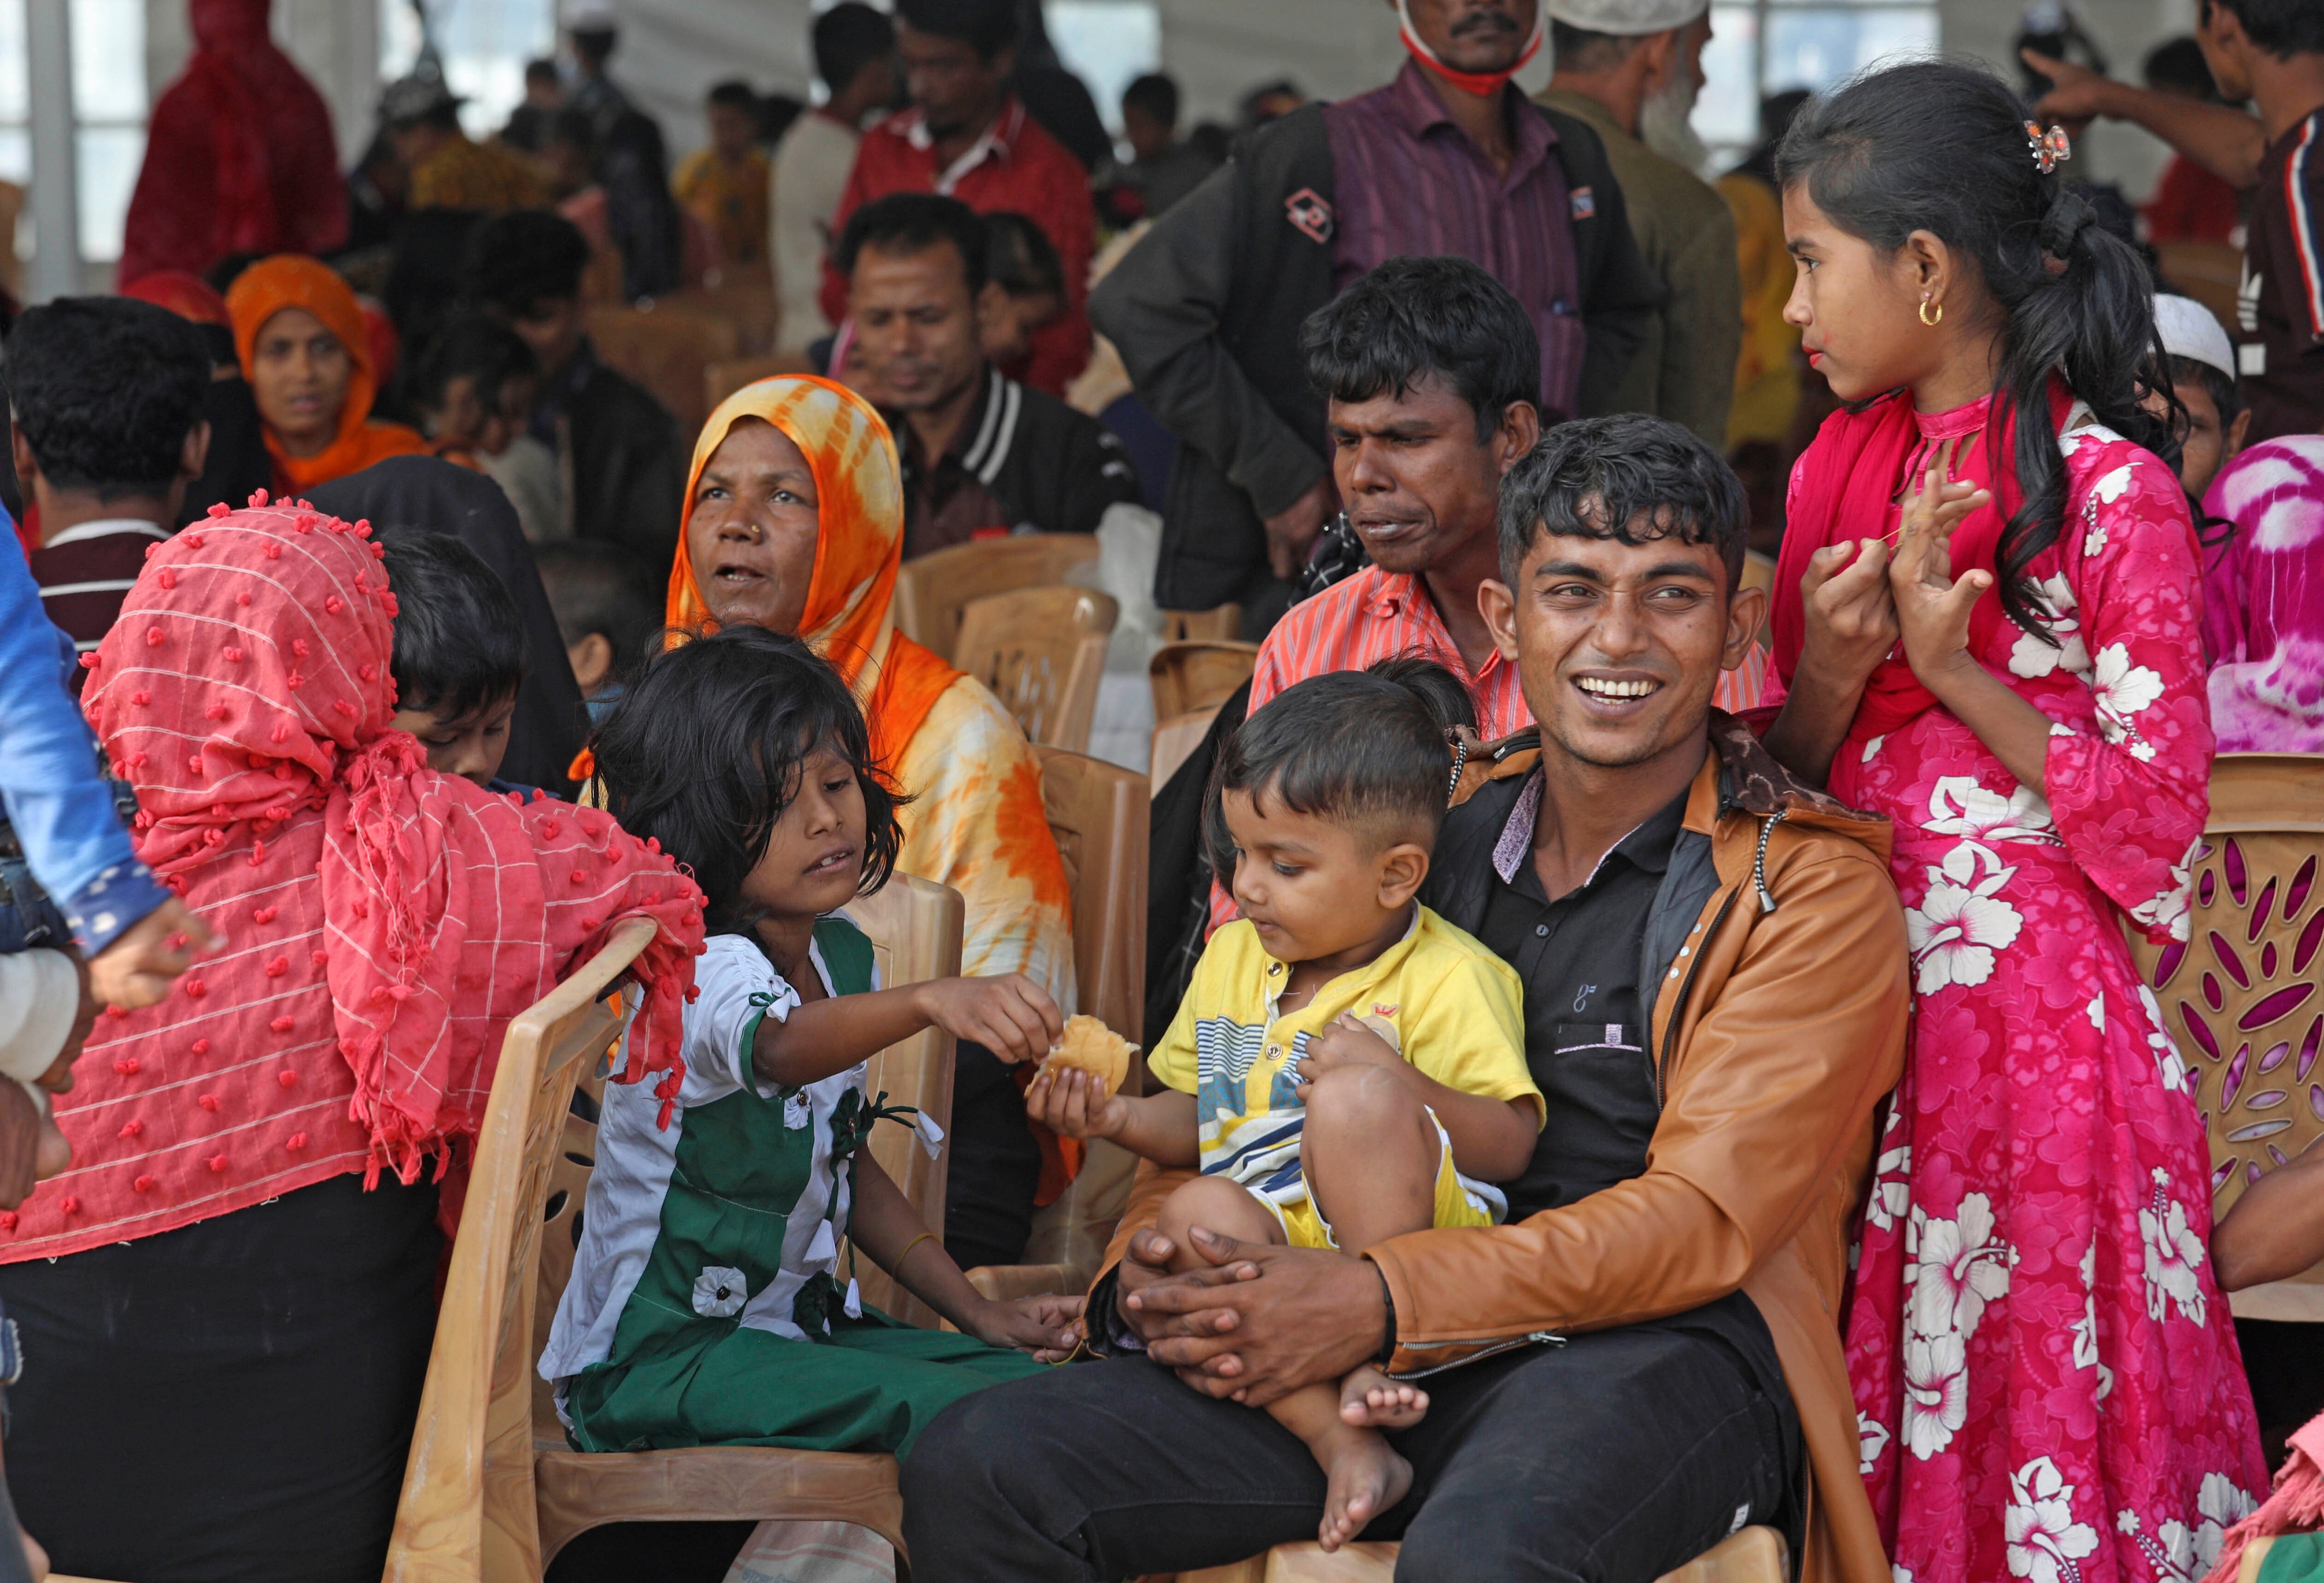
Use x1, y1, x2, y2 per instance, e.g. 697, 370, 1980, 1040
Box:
1773, 398, 2270, 1583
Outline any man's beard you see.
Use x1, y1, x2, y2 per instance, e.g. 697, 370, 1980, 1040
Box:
1639, 69, 1709, 175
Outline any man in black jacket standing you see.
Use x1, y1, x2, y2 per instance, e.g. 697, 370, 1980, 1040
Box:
1090, 0, 1659, 626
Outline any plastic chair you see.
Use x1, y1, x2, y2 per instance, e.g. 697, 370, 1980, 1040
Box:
1151, 705, 1223, 795
2155, 240, 2245, 341
953, 586, 1117, 754
1160, 604, 1243, 642
1177, 1524, 1788, 1583
2121, 752, 2324, 1322
704, 351, 816, 417
1150, 640, 1260, 722
584, 303, 742, 433
964, 748, 1151, 1302
891, 534, 1101, 655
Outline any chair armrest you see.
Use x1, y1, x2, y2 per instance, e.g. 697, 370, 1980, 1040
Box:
964, 1262, 1080, 1302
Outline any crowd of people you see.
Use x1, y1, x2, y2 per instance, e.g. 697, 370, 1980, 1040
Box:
0, 0, 2322, 1579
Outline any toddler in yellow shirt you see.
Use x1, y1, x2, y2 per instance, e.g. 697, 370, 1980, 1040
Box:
1029, 659, 1542, 1552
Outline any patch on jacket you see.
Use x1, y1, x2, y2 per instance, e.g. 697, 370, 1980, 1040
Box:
1570, 185, 1596, 220
1285, 188, 1334, 244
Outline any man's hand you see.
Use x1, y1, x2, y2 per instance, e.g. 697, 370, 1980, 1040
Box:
35, 954, 98, 1096
1125, 1228, 1387, 1406
914, 974, 1065, 1063
2025, 49, 2116, 127
1261, 476, 1337, 580
0, 1082, 68, 1211
87, 898, 221, 1010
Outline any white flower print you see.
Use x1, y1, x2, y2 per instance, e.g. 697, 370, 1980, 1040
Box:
1862, 734, 1887, 764
2008, 574, 2092, 680
2135, 984, 2192, 1094
1859, 1410, 1892, 1476
1894, 1570, 1916, 1583
2091, 462, 2139, 504
2140, 1167, 2209, 1326
2086, 992, 2104, 1031
2070, 1240, 2114, 1404
2196, 1474, 2258, 1568
2130, 841, 2198, 943
2121, 1477, 2256, 1583
1909, 1193, 2018, 1341
2090, 642, 2165, 761
2007, 1456, 2100, 1583
1865, 1107, 1912, 1233
692, 1265, 750, 1318
1922, 776, 2057, 844
2082, 499, 2108, 559
1902, 1331, 1969, 1459
1907, 841, 2025, 993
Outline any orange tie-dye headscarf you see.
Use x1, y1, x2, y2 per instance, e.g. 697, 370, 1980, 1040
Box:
225, 254, 427, 495
667, 376, 964, 768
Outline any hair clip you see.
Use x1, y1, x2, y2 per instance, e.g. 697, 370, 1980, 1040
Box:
2026, 121, 2071, 176
1446, 735, 1469, 804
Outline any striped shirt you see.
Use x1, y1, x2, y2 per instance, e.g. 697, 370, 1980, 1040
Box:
2239, 109, 2324, 443
29, 517, 169, 662
1322, 62, 1588, 422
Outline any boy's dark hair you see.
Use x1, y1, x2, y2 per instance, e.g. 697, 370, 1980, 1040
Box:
984, 211, 1063, 300
2166, 353, 2243, 428
814, 2, 897, 91
836, 192, 989, 294
2204, 0, 2324, 58
1208, 657, 1472, 881
524, 57, 560, 86
707, 79, 759, 114
571, 26, 618, 68
1301, 256, 1541, 442
535, 541, 662, 682
1497, 414, 1748, 592
464, 210, 593, 318
593, 626, 905, 932
894, 0, 1017, 59
380, 531, 528, 721
409, 311, 540, 418
1122, 73, 1179, 126
7, 298, 209, 498
2143, 36, 2217, 95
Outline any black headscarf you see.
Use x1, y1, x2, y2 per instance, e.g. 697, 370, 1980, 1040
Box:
309, 457, 586, 795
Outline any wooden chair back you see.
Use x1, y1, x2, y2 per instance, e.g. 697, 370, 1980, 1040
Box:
1030, 746, 1148, 1049
662, 269, 779, 355
838, 874, 967, 1327
1150, 640, 1259, 722
585, 304, 744, 433
2122, 753, 2324, 1320
384, 917, 660, 1582
1160, 604, 1242, 642
704, 351, 816, 418
891, 534, 1101, 654
2156, 241, 2245, 340
1150, 706, 1222, 795
954, 586, 1117, 754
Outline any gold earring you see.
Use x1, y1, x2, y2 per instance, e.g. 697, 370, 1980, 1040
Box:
1919, 297, 1944, 327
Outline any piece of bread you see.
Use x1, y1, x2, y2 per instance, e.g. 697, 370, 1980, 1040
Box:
1042, 1013, 1139, 1097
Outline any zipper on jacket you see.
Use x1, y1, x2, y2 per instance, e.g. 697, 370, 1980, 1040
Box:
1751, 808, 1786, 913
1389, 1330, 1566, 1379
1656, 885, 1739, 1112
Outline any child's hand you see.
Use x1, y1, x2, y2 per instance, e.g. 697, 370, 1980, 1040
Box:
1024, 1063, 1129, 1140
88, 898, 223, 1010
1294, 1013, 1405, 1097
913, 974, 1064, 1063
1889, 435, 1994, 687
1796, 536, 1901, 692
964, 1292, 1085, 1360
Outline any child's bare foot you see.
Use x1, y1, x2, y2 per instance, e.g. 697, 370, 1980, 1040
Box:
1313, 1422, 1413, 1553
1339, 1363, 1428, 1429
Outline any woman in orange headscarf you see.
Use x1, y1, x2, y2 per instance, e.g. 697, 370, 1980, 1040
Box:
224, 254, 427, 495
665, 374, 1078, 1268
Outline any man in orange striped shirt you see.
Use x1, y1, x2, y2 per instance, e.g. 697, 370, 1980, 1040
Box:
1251, 257, 1763, 743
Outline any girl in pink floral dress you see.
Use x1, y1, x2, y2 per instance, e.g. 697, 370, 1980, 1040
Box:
1761, 61, 2268, 1583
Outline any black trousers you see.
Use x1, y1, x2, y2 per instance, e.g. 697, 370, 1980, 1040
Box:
0, 1173, 442, 1583
943, 1041, 1043, 1271
902, 1322, 1798, 1583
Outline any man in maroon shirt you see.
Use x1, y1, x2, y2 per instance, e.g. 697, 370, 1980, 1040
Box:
10, 299, 211, 669
2033, 0, 2324, 438
819, 0, 1093, 397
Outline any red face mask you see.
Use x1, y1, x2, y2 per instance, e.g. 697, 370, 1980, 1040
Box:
1397, 0, 1546, 97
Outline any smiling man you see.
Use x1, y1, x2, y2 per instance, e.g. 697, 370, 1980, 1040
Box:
902, 414, 1910, 1583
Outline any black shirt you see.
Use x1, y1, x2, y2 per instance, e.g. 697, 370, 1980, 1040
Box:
892, 367, 1144, 560
2239, 109, 2324, 444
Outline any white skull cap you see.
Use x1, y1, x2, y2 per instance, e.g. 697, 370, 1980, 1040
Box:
1543, 0, 1710, 36
2153, 294, 2236, 382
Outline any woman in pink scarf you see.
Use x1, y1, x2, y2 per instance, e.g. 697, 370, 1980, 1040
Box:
0, 498, 702, 1582
2202, 436, 2324, 750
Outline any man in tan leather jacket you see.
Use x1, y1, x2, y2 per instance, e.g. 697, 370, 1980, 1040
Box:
903, 415, 1907, 1583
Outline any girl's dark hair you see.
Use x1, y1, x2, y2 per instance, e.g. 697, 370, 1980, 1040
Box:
1777, 59, 2175, 640
1205, 657, 1473, 887
591, 626, 905, 934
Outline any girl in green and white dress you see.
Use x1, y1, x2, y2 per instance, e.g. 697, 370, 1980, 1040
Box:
541, 627, 1083, 1457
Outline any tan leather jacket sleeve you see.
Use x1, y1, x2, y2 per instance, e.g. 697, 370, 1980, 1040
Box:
1371, 841, 1908, 1373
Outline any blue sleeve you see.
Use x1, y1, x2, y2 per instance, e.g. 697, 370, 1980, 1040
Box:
0, 528, 168, 952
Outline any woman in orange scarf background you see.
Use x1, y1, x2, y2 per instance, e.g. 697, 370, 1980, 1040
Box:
224, 255, 426, 496
666, 373, 1078, 1270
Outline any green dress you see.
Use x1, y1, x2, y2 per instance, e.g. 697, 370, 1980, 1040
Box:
537, 918, 1044, 1457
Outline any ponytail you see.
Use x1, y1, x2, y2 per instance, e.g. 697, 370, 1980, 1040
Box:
1777, 60, 2176, 641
